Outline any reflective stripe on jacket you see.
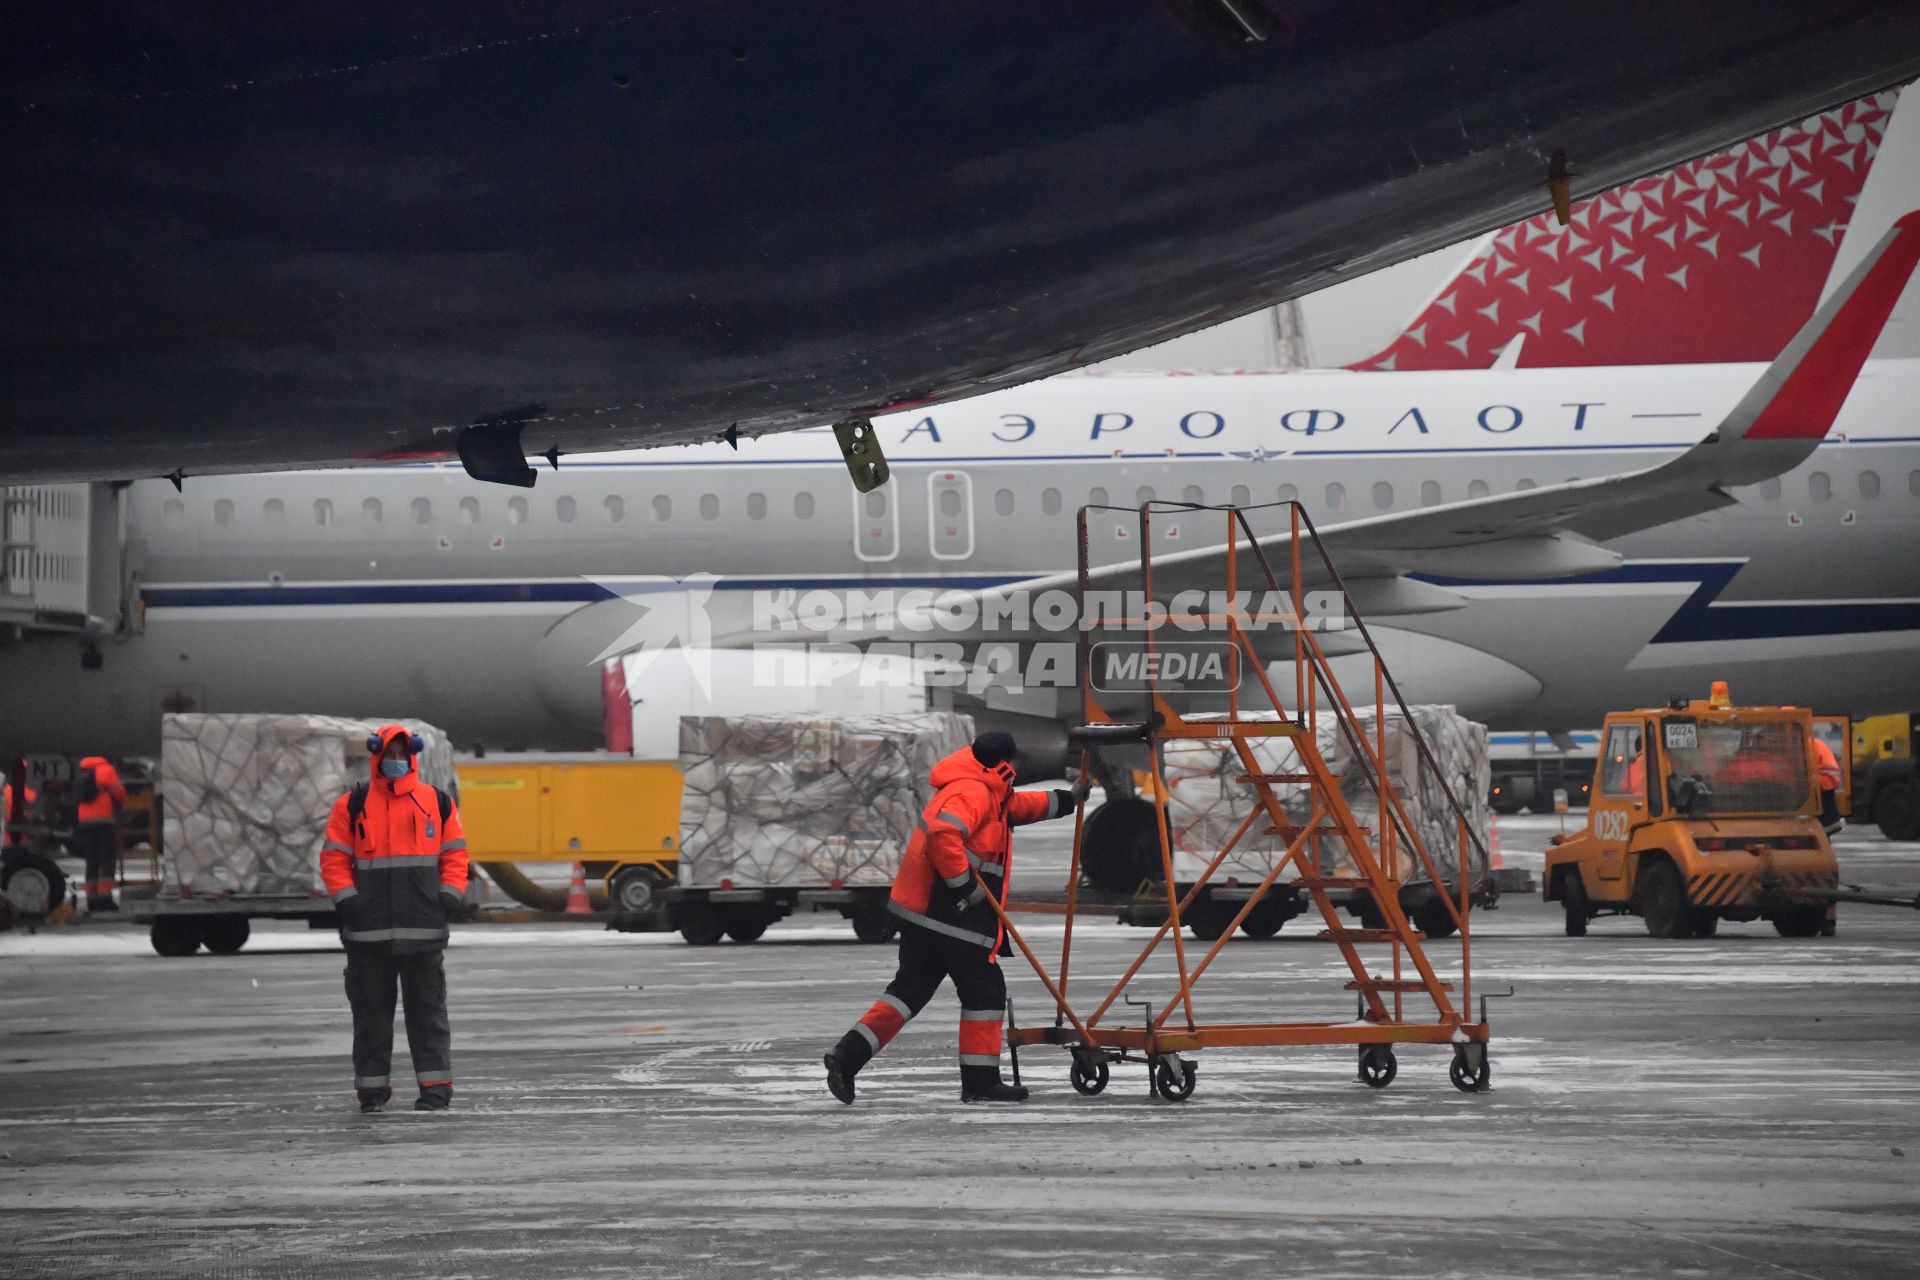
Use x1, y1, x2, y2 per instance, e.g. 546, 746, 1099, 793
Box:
888, 746, 1070, 950
319, 725, 469, 953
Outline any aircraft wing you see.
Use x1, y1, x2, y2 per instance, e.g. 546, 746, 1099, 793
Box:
714, 211, 1920, 656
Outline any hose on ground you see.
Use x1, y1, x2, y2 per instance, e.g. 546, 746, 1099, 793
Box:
476, 862, 610, 912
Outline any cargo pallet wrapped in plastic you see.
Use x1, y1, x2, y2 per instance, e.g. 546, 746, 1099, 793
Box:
676, 711, 974, 890
159, 713, 456, 897
1163, 705, 1491, 894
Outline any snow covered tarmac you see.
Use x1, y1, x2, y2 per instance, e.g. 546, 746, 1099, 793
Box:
3, 821, 1917, 1278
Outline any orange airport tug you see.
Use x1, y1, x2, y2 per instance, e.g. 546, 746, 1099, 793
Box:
1544, 683, 1846, 940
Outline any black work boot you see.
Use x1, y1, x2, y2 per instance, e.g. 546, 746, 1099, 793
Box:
960, 1064, 1028, 1103
413, 1086, 452, 1112
824, 1028, 875, 1105
357, 1089, 391, 1114
824, 1050, 857, 1105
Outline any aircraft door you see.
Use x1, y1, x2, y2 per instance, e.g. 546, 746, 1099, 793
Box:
927, 470, 973, 560
853, 485, 898, 562
1592, 719, 1649, 880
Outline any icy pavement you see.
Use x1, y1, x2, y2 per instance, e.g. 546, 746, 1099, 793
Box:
3, 825, 1918, 1278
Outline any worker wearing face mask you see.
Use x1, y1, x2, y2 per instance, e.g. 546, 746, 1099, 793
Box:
320, 726, 468, 1113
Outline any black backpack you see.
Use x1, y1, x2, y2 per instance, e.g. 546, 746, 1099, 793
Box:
73, 766, 100, 805
346, 782, 453, 837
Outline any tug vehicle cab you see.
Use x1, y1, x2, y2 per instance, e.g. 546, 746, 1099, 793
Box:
1544, 683, 1846, 939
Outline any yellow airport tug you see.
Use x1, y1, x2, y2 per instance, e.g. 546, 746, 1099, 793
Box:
1544, 684, 1845, 939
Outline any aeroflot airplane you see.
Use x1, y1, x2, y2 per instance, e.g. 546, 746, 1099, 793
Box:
5, 96, 1920, 758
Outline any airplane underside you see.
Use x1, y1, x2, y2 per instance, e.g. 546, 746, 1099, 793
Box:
8, 1, 1920, 481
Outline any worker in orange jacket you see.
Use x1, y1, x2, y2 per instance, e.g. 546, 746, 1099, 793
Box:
824, 731, 1087, 1105
319, 725, 469, 1113
74, 755, 127, 911
1811, 734, 1843, 832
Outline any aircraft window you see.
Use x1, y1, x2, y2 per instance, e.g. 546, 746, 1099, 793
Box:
264, 498, 286, 528
1089, 486, 1109, 507
1325, 482, 1346, 511
1372, 481, 1393, 509
313, 499, 333, 527
412, 498, 432, 525
1136, 486, 1156, 506
747, 492, 767, 521
653, 495, 672, 522
459, 497, 480, 525
362, 498, 383, 526
213, 499, 234, 527
1515, 478, 1536, 491
794, 491, 815, 520
1230, 484, 1250, 507
508, 496, 528, 525
1860, 470, 1881, 500
1277, 484, 1297, 503
994, 488, 1015, 517
701, 494, 720, 521
1758, 478, 1782, 501
1182, 485, 1205, 505
939, 488, 963, 518
1808, 471, 1832, 502
1420, 480, 1441, 507
1042, 487, 1063, 516
556, 496, 576, 523
1468, 479, 1490, 499
163, 499, 186, 529
605, 495, 625, 523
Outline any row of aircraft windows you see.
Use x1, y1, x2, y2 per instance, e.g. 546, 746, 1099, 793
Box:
158, 467, 1920, 535
177, 490, 826, 531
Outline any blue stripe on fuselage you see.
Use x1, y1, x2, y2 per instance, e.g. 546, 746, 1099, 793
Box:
1412, 561, 1920, 643
140, 564, 1920, 645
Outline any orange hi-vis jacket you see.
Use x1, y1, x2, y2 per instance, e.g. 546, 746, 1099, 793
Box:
75, 756, 126, 824
888, 746, 1071, 951
319, 725, 469, 954
1811, 737, 1842, 793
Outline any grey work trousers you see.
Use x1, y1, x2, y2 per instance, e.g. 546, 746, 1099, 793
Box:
344, 946, 452, 1096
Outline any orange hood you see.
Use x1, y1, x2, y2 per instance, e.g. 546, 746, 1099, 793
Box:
928, 745, 1014, 797
370, 724, 421, 789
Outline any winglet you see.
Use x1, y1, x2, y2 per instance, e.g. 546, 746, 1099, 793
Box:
1736, 209, 1920, 442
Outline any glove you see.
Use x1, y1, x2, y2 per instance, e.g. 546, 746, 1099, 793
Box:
1071, 775, 1094, 807
440, 889, 466, 925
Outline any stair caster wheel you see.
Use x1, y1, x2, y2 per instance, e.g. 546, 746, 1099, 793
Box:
1357, 1044, 1397, 1089
1150, 1054, 1197, 1102
1069, 1053, 1110, 1097
1449, 1044, 1491, 1093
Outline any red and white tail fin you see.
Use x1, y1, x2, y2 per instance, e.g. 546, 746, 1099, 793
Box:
1349, 87, 1903, 371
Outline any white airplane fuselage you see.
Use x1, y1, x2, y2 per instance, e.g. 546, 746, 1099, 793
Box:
4, 362, 1918, 758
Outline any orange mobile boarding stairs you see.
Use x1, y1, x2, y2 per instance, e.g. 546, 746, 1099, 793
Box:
981, 501, 1499, 1100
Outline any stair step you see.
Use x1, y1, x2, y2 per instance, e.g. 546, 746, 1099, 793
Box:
1344, 978, 1453, 993
1315, 929, 1426, 943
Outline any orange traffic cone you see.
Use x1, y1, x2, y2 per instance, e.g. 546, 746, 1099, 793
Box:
1489, 816, 1507, 870
564, 862, 593, 915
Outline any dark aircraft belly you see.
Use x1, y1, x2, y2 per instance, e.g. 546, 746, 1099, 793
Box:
6, 1, 1920, 480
